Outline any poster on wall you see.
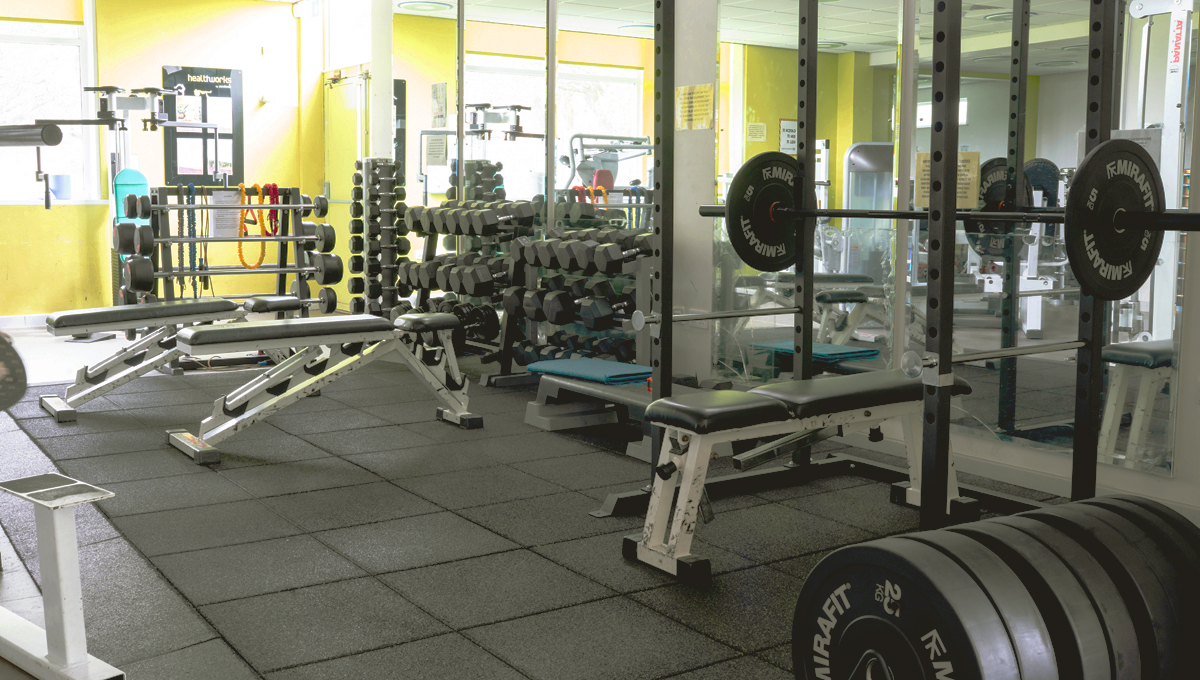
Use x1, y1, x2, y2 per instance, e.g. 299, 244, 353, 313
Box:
674, 84, 714, 131
432, 82, 448, 128
780, 120, 798, 154
162, 66, 244, 186
914, 151, 980, 208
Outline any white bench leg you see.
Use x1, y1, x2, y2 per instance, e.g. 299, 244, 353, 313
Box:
901, 411, 961, 512
830, 303, 868, 345
816, 307, 833, 343
1126, 367, 1169, 467
635, 429, 714, 581
1098, 364, 1129, 464
35, 505, 87, 669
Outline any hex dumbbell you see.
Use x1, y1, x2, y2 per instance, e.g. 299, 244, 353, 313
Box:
579, 283, 636, 330
592, 232, 654, 275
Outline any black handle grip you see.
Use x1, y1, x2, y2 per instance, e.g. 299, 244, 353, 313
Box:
699, 205, 726, 218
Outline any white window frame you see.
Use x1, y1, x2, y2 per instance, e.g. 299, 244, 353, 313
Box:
0, 6, 101, 204
917, 100, 968, 128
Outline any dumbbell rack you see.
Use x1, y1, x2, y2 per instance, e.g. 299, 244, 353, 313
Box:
551, 188, 655, 231
137, 185, 311, 307
448, 158, 504, 202
349, 157, 410, 317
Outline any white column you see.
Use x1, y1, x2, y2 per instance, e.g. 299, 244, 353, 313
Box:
672, 0, 719, 381
546, 0, 557, 226
892, 0, 918, 366
34, 505, 87, 668
369, 0, 394, 159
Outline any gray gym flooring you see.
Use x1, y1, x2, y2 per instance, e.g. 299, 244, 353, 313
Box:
2, 359, 1064, 679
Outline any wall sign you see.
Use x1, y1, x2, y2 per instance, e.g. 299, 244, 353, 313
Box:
780, 119, 798, 154
162, 66, 243, 186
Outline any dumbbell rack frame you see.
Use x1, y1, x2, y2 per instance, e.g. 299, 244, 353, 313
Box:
353, 157, 404, 317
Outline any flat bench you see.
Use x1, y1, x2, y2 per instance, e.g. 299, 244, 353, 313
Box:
40, 300, 247, 422
1099, 339, 1172, 467
168, 312, 484, 464
625, 369, 972, 582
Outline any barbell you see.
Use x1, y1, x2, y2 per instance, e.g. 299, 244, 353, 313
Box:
123, 193, 329, 220
703, 140, 1188, 301
113, 221, 336, 257
122, 252, 344, 292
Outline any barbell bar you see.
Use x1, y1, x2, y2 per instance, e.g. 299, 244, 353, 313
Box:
114, 222, 336, 257
124, 193, 329, 219
707, 141, 1185, 301
122, 252, 344, 292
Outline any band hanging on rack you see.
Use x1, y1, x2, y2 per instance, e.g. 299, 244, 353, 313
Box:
237, 183, 267, 269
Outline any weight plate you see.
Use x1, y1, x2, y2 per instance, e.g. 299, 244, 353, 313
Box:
1025, 158, 1061, 208
964, 157, 1034, 259
1105, 495, 1200, 559
950, 521, 1112, 680
1064, 139, 1165, 301
724, 152, 808, 273
908, 530, 1058, 680
992, 516, 1140, 680
0, 332, 28, 412
792, 536, 1019, 680
1023, 505, 1177, 680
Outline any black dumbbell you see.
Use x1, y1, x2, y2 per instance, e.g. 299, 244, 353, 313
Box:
502, 285, 527, 319
449, 303, 502, 341
455, 257, 517, 297
387, 301, 416, 322
348, 277, 382, 299
465, 201, 535, 236
542, 279, 605, 326
416, 256, 453, 290
349, 255, 383, 277
579, 284, 636, 331
436, 254, 482, 291
350, 297, 382, 316
592, 232, 654, 275
552, 239, 602, 273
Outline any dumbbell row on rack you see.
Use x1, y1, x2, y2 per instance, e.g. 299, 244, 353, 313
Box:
406, 200, 535, 237
527, 229, 652, 275
349, 218, 410, 239
349, 235, 411, 258
112, 220, 337, 257
503, 278, 636, 330
506, 334, 636, 366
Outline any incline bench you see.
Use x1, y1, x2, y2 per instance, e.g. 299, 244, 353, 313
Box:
168, 312, 483, 464
40, 300, 247, 422
1099, 339, 1173, 467
624, 369, 971, 583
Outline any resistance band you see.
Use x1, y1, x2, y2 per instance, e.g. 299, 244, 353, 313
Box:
187, 184, 198, 298
264, 183, 280, 235
237, 183, 267, 269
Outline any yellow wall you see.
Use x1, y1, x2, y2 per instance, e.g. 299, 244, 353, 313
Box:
0, 206, 111, 314
0, 0, 82, 23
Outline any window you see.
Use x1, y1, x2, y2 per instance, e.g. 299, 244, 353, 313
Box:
917, 100, 969, 128
0, 20, 98, 202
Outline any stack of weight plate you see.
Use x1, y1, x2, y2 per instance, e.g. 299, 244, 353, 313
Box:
792, 495, 1199, 680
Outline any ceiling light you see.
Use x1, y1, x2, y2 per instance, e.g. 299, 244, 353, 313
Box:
1061, 44, 1089, 52
982, 11, 1038, 21
619, 24, 655, 36
817, 41, 846, 49
396, 1, 452, 11
1036, 60, 1078, 67
972, 55, 1010, 62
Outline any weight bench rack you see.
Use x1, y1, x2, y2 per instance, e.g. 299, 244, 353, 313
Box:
39, 300, 246, 422
618, 370, 1047, 585
167, 312, 482, 464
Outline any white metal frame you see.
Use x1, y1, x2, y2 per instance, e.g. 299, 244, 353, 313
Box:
633, 399, 960, 577
1099, 363, 1172, 468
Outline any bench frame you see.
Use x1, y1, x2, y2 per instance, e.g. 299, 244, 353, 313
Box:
168, 327, 481, 464
1099, 363, 1171, 469
626, 401, 963, 583
40, 309, 246, 422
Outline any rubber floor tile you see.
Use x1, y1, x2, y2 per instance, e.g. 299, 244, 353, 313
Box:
751, 473, 874, 502
255, 393, 348, 416
532, 531, 754, 595
37, 428, 174, 460
261, 481, 440, 532
120, 639, 259, 680
694, 504, 872, 564
102, 375, 190, 394
357, 399, 444, 425
768, 550, 832, 580
0, 412, 18, 433
57, 450, 209, 485
327, 384, 439, 408
669, 656, 794, 680
111, 500, 303, 557
403, 416, 543, 444
97, 472, 253, 517
456, 392, 535, 415
8, 395, 122, 420
783, 483, 919, 537
381, 550, 614, 628
465, 597, 736, 680
76, 539, 217, 667
512, 450, 647, 490
468, 431, 602, 465
262, 632, 524, 680
218, 457, 381, 497
200, 577, 447, 673
757, 645, 795, 674
104, 388, 215, 410
319, 372, 404, 392
267, 407, 390, 435
152, 535, 366, 605
631, 566, 804, 652
345, 443, 502, 479
180, 368, 266, 387
210, 434, 333, 469
123, 404, 212, 429
457, 491, 644, 547
18, 411, 144, 439
395, 465, 567, 509
315, 511, 517, 573
300, 425, 436, 456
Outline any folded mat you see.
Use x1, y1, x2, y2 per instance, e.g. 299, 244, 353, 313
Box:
526, 357, 652, 385
750, 339, 880, 362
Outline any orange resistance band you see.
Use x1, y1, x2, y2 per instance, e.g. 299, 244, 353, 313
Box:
236, 183, 267, 269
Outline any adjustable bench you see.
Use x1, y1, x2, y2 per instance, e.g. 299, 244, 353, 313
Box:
814, 288, 877, 345
624, 369, 971, 583
167, 312, 482, 464
40, 300, 246, 422
1099, 339, 1172, 467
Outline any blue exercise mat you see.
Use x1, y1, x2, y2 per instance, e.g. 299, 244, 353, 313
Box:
750, 339, 880, 363
526, 357, 652, 385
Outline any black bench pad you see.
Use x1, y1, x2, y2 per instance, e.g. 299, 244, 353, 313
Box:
395, 313, 460, 333
645, 391, 792, 434
1102, 340, 1173, 369
815, 289, 868, 305
243, 296, 305, 313
178, 315, 394, 347
47, 299, 240, 330
750, 369, 971, 419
